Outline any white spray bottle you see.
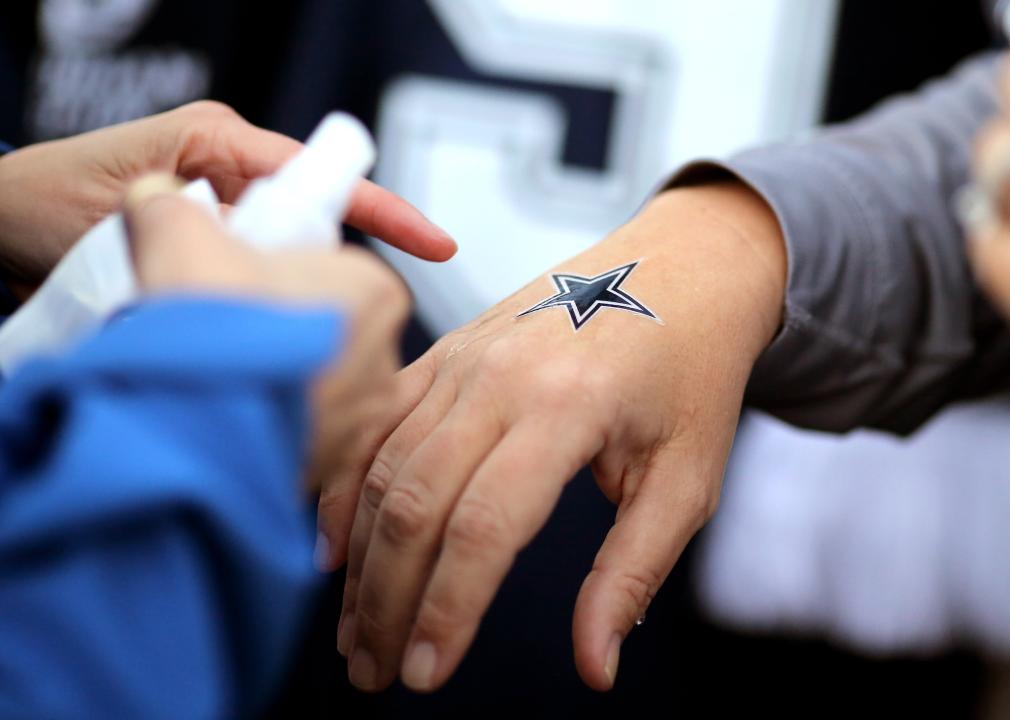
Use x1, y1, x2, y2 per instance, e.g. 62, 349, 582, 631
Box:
228, 113, 375, 250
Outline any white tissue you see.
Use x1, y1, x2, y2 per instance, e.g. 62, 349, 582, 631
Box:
0, 180, 219, 373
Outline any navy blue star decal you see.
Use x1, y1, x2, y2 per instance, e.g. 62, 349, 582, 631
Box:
517, 261, 659, 331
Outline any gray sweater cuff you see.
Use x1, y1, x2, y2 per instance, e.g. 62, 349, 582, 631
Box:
666, 151, 894, 431
663, 53, 1006, 433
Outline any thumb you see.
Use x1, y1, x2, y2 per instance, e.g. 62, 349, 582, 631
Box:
123, 173, 247, 293
572, 453, 716, 691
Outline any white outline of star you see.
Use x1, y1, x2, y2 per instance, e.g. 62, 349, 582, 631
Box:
516, 260, 661, 331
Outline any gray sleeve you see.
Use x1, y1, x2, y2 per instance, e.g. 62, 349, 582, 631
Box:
670, 51, 1010, 434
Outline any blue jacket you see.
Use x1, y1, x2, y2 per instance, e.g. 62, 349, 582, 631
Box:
0, 297, 342, 719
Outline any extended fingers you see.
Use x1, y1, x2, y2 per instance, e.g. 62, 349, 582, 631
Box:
346, 181, 457, 262
398, 416, 602, 692
347, 399, 504, 691
166, 102, 457, 261
316, 354, 438, 571
337, 375, 457, 654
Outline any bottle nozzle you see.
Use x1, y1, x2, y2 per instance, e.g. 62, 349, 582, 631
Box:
229, 113, 377, 250
276, 113, 376, 220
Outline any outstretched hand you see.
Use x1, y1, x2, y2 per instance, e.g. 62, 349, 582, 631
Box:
316, 181, 787, 692
0, 101, 456, 294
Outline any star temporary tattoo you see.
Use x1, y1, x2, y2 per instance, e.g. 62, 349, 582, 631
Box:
517, 260, 660, 331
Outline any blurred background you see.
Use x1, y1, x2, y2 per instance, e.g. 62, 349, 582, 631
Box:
1, 1, 1007, 717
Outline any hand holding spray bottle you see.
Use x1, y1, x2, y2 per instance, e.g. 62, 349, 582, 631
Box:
0, 113, 375, 373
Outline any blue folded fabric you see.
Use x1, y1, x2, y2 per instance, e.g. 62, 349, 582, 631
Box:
0, 297, 345, 720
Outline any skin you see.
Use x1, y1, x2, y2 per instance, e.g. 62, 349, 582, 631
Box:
970, 63, 1010, 318
317, 179, 787, 692
123, 175, 412, 488
0, 100, 457, 296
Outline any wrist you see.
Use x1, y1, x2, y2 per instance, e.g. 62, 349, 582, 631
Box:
618, 181, 786, 362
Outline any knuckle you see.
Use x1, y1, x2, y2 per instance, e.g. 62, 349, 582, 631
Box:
376, 484, 431, 545
694, 485, 721, 530
318, 481, 356, 516
541, 359, 609, 395
361, 419, 395, 455
578, 363, 616, 402
179, 99, 238, 120
414, 592, 464, 640
341, 575, 359, 607
679, 476, 722, 534
611, 567, 662, 618
446, 498, 510, 556
368, 263, 404, 303
382, 270, 411, 314
525, 360, 614, 415
527, 370, 568, 411
354, 601, 397, 639
361, 457, 395, 512
475, 338, 521, 384
346, 253, 411, 324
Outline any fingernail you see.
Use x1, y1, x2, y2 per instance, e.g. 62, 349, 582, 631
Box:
604, 634, 621, 689
337, 612, 355, 657
401, 641, 437, 692
313, 532, 331, 572
349, 647, 378, 691
124, 173, 185, 212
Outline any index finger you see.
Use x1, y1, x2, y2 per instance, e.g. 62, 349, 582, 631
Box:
347, 180, 457, 262
168, 104, 458, 262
